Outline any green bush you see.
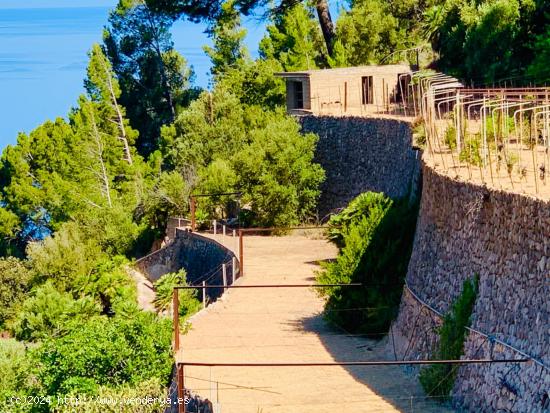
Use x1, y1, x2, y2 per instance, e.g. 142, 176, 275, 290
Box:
412, 120, 427, 147
162, 89, 325, 227
82, 257, 137, 315
443, 125, 457, 150
10, 281, 101, 341
32, 311, 173, 397
26, 222, 106, 291
325, 192, 392, 249
419, 276, 479, 399
50, 379, 167, 413
318, 193, 418, 334
153, 269, 201, 321
459, 135, 483, 166
0, 340, 36, 413
0, 258, 33, 330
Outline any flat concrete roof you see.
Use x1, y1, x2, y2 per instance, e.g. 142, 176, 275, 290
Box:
275, 64, 412, 78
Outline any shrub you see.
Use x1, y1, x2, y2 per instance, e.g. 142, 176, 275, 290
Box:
153, 270, 201, 321
504, 152, 519, 175
419, 276, 479, 399
10, 281, 101, 341
325, 192, 392, 249
318, 193, 418, 334
412, 120, 427, 147
0, 258, 33, 330
50, 378, 167, 413
81, 256, 137, 315
0, 339, 37, 413
26, 222, 106, 291
443, 125, 457, 150
459, 134, 483, 166
32, 311, 173, 397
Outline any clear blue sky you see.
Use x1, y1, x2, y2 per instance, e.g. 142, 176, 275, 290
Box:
0, 0, 117, 8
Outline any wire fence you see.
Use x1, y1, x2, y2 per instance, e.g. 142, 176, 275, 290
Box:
167, 227, 545, 413
404, 283, 549, 372
410, 72, 550, 198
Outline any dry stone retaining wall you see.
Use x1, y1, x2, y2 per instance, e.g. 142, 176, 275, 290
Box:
393, 162, 550, 412
299, 116, 420, 216
135, 229, 236, 300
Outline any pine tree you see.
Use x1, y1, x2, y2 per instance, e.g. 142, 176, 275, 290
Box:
203, 0, 249, 79
85, 44, 136, 165
104, 0, 196, 155
259, 3, 326, 71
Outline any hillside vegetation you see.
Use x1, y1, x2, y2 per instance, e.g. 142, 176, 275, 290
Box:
1, 0, 548, 410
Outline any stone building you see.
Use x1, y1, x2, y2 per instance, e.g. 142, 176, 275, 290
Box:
276, 64, 412, 116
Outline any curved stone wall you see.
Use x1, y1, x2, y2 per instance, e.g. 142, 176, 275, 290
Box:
135, 229, 237, 300
393, 162, 550, 412
299, 116, 420, 216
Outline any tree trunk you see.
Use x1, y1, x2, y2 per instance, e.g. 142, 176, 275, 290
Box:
90, 110, 113, 208
101, 58, 134, 165
315, 0, 335, 58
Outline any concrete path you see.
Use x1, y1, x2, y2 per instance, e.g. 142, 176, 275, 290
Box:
177, 232, 455, 413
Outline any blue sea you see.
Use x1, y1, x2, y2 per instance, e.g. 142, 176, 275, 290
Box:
0, 6, 266, 149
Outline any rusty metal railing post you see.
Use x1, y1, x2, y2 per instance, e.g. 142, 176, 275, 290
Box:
177, 363, 185, 413
173, 289, 180, 353
190, 196, 196, 232
238, 229, 243, 277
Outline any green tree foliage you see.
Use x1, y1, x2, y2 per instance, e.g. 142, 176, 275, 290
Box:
104, 0, 197, 155
26, 223, 104, 289
85, 44, 138, 165
528, 24, 550, 82
0, 120, 82, 242
420, 276, 479, 398
260, 3, 326, 71
335, 0, 402, 65
0, 258, 33, 330
140, 170, 192, 230
32, 311, 172, 397
11, 282, 101, 342
216, 57, 286, 109
0, 31, 181, 406
201, 0, 285, 109
162, 88, 325, 226
25, 224, 137, 316
203, 0, 249, 78
147, 0, 337, 57
318, 193, 418, 334
232, 111, 325, 226
0, 93, 148, 255
428, 0, 550, 84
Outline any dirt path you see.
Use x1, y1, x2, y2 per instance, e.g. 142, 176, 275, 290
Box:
127, 266, 156, 312
177, 233, 455, 413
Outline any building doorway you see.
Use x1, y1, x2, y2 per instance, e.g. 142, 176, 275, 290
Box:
361, 76, 374, 105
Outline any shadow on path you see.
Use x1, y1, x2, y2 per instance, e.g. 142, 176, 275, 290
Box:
283, 313, 456, 413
